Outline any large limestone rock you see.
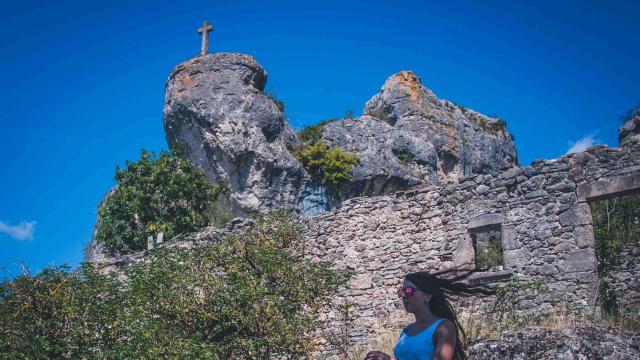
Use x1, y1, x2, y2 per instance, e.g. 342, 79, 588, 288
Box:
468, 326, 640, 359
164, 55, 519, 213
163, 53, 306, 213
319, 71, 519, 201
364, 71, 518, 179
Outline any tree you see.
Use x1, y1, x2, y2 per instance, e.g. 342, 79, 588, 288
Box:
95, 149, 227, 254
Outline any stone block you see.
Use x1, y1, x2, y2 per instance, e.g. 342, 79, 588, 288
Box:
351, 273, 374, 290
573, 226, 595, 249
577, 173, 640, 200
558, 203, 592, 226
468, 213, 504, 230
561, 249, 596, 273
501, 225, 519, 250
453, 235, 474, 268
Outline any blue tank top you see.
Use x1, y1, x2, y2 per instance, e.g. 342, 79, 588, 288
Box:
393, 318, 445, 360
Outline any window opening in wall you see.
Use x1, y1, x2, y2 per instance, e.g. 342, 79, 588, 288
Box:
589, 191, 640, 320
470, 224, 503, 271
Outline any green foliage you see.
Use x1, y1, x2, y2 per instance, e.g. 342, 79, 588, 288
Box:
265, 88, 285, 113
591, 193, 640, 315
473, 229, 504, 270
294, 142, 360, 186
293, 119, 360, 186
0, 264, 127, 359
95, 149, 227, 254
0, 212, 350, 359
296, 119, 337, 145
392, 149, 414, 164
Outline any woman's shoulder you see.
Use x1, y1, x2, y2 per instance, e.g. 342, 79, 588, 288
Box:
433, 319, 456, 341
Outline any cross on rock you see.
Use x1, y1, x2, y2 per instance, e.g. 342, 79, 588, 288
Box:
197, 20, 214, 56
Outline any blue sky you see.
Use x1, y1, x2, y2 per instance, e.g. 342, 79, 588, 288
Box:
1, 0, 638, 275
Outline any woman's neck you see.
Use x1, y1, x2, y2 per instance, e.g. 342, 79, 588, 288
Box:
413, 307, 437, 324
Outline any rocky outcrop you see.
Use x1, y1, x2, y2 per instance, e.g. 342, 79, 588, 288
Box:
163, 53, 306, 214
306, 71, 519, 206
620, 110, 640, 147
468, 326, 640, 359
163, 55, 519, 214
362, 71, 517, 181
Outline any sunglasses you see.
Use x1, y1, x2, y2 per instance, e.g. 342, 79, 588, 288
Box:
397, 286, 418, 298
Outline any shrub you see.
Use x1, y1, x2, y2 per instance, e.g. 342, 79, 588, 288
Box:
392, 149, 415, 164
294, 142, 360, 186
0, 212, 350, 358
95, 149, 227, 254
296, 119, 337, 145
0, 265, 126, 359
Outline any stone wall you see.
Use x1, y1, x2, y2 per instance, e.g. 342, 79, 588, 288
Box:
605, 244, 640, 313
302, 139, 640, 348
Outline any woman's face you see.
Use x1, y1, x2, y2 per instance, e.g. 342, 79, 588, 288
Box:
401, 279, 431, 314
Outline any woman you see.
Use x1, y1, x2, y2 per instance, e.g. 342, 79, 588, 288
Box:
364, 269, 494, 360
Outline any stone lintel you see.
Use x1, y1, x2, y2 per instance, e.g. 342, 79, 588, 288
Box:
468, 213, 504, 231
577, 174, 640, 201
468, 270, 513, 285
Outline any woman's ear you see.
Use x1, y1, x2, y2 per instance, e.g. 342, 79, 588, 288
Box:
423, 293, 432, 304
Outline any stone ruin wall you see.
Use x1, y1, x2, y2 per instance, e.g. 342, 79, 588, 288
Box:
302, 140, 640, 347
606, 244, 640, 313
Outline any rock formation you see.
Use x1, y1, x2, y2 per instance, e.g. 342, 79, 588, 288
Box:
163, 53, 306, 214
319, 71, 518, 203
163, 54, 519, 214
468, 326, 640, 359
620, 109, 640, 147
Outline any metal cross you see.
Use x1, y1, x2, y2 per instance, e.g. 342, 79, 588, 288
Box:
197, 21, 214, 56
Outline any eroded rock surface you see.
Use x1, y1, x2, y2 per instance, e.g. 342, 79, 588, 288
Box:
363, 71, 518, 181
164, 56, 519, 213
163, 53, 306, 213
620, 110, 640, 147
468, 326, 640, 359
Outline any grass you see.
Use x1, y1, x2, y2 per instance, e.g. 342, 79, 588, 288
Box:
343, 330, 399, 360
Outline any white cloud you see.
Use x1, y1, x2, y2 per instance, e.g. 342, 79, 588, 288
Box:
0, 221, 36, 241
565, 133, 600, 155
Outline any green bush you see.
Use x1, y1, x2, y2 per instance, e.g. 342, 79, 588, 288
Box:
0, 265, 127, 359
0, 212, 350, 359
95, 149, 227, 254
294, 142, 360, 186
297, 119, 337, 145
392, 149, 415, 164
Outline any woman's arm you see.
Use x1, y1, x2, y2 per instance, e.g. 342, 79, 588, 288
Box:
433, 320, 456, 360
